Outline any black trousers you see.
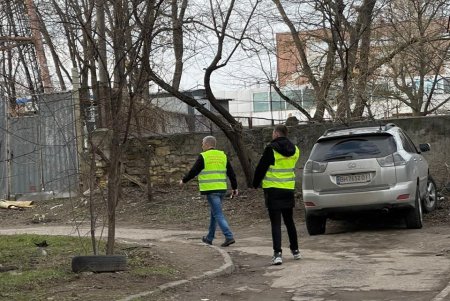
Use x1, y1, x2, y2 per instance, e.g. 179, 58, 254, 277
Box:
268, 208, 299, 253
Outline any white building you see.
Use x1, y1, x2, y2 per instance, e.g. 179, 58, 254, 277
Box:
215, 85, 315, 127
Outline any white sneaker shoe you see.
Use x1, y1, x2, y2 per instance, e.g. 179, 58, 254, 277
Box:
292, 249, 302, 260
271, 252, 282, 265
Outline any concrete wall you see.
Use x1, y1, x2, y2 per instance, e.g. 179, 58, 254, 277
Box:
121, 115, 450, 189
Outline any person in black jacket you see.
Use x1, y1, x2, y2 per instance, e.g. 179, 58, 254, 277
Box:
253, 124, 301, 265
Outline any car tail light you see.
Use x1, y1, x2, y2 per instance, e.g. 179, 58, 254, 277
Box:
304, 201, 316, 207
377, 153, 406, 167
304, 160, 328, 173
397, 194, 410, 200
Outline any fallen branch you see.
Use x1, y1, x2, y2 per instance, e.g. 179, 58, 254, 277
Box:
122, 173, 147, 192
0, 200, 34, 209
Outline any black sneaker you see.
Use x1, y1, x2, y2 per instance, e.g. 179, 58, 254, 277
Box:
221, 238, 235, 247
272, 252, 282, 265
292, 249, 302, 260
202, 236, 212, 245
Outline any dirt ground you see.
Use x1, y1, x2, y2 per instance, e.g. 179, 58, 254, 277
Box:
0, 185, 449, 300
0, 186, 274, 231
2, 184, 449, 230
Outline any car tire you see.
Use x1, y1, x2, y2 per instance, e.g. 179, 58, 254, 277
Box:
306, 213, 326, 235
405, 185, 423, 229
422, 176, 437, 213
71, 255, 127, 273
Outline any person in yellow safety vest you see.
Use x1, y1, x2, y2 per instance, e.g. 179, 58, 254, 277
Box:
179, 135, 238, 247
252, 124, 301, 265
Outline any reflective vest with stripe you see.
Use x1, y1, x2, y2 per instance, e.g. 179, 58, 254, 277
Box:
262, 146, 300, 189
198, 150, 228, 192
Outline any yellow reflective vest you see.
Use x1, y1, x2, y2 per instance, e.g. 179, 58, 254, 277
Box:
198, 149, 228, 192
262, 146, 300, 189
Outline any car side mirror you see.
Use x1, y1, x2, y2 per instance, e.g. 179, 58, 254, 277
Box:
419, 143, 430, 153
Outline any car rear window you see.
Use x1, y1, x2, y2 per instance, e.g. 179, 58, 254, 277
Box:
310, 134, 397, 162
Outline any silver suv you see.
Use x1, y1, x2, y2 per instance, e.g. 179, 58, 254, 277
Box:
302, 123, 437, 235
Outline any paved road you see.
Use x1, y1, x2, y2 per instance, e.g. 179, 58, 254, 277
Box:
151, 221, 450, 301
231, 224, 450, 301
2, 223, 450, 301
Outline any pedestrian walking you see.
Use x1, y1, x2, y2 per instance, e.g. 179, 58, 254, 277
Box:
253, 124, 301, 265
180, 135, 238, 247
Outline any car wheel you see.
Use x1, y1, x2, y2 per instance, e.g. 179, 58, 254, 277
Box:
71, 255, 127, 273
422, 176, 437, 213
306, 213, 326, 235
405, 185, 423, 229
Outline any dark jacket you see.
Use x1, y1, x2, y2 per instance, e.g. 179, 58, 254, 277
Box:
253, 137, 298, 209
182, 149, 237, 195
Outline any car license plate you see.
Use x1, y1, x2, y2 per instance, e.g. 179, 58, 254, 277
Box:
336, 173, 371, 185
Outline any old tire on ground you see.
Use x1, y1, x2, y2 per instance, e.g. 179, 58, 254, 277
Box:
405, 185, 423, 229
306, 213, 326, 235
422, 176, 437, 213
71, 255, 127, 273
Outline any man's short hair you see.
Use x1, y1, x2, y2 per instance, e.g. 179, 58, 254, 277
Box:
274, 124, 288, 136
203, 136, 217, 147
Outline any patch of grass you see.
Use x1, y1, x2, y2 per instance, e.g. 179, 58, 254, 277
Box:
0, 235, 181, 300
0, 269, 70, 298
123, 247, 180, 278
0, 234, 103, 299
130, 266, 178, 277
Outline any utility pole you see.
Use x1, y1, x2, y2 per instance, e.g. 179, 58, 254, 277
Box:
24, 0, 53, 92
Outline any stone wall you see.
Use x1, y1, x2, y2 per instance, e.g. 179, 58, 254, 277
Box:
119, 115, 450, 189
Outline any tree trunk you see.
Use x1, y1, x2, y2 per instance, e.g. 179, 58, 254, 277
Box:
352, 0, 376, 118
106, 127, 121, 254
313, 88, 328, 122
224, 124, 253, 188
97, 0, 109, 128
171, 0, 187, 90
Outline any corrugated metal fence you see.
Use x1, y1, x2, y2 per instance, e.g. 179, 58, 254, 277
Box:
0, 92, 78, 198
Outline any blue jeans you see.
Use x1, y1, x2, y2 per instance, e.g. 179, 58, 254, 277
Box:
206, 192, 234, 241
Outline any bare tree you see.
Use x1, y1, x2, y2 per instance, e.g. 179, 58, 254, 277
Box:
36, 0, 150, 253
0, 0, 43, 102
271, 0, 427, 122
382, 0, 450, 116
273, 0, 338, 122
45, 0, 263, 253
234, 15, 315, 121
139, 0, 261, 187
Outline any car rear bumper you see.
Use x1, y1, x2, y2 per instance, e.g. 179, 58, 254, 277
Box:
303, 181, 416, 214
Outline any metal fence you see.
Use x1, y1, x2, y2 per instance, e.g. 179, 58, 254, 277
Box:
0, 92, 79, 199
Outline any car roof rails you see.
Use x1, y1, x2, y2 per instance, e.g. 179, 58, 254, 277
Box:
323, 123, 373, 136
384, 123, 397, 130
377, 123, 397, 131
322, 122, 398, 136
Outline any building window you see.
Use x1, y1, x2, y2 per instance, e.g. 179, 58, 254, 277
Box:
284, 90, 302, 110
269, 92, 285, 111
253, 92, 269, 112
253, 89, 314, 112
302, 89, 315, 109
443, 78, 450, 93
253, 92, 286, 112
